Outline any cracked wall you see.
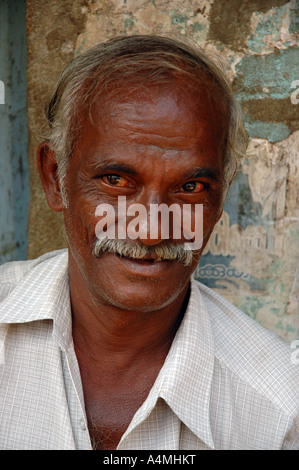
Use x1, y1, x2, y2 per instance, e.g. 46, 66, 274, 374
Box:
27, 0, 299, 341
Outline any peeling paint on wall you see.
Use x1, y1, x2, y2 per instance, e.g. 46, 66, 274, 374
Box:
233, 47, 299, 142
199, 130, 299, 339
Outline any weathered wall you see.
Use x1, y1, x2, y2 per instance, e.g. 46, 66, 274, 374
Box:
26, 0, 299, 342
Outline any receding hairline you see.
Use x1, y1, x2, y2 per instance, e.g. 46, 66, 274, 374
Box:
47, 34, 233, 127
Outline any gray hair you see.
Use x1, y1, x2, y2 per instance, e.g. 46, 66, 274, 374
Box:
44, 34, 248, 204
93, 237, 194, 267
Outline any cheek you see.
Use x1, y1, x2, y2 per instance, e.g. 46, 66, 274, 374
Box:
63, 195, 99, 247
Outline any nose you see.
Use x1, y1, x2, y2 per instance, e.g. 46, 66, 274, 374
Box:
126, 192, 169, 247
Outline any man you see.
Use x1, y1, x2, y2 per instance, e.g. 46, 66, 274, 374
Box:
0, 35, 297, 450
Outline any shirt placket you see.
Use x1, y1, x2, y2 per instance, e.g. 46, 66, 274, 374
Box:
61, 344, 93, 450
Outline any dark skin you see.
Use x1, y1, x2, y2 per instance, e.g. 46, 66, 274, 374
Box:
37, 80, 231, 449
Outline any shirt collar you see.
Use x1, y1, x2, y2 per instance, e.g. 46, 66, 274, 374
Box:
0, 249, 72, 350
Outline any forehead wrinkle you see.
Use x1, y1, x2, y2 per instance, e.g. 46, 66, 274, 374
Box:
107, 122, 205, 149
128, 134, 201, 150
92, 87, 225, 153
101, 92, 204, 133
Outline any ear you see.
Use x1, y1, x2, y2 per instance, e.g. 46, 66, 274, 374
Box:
37, 141, 64, 212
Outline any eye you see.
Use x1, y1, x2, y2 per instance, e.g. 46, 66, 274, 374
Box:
180, 181, 207, 193
102, 174, 134, 188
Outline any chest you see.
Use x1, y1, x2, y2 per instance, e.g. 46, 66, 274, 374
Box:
74, 346, 166, 449
75, 353, 163, 451
84, 383, 152, 450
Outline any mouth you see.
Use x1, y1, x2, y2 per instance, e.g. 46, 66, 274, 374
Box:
107, 251, 175, 279
115, 253, 168, 263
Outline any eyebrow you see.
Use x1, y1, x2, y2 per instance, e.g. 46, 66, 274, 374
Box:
90, 160, 138, 176
182, 167, 221, 181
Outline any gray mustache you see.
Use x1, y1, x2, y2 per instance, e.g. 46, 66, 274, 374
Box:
92, 237, 195, 266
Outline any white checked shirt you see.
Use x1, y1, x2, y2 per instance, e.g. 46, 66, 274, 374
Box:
0, 249, 298, 450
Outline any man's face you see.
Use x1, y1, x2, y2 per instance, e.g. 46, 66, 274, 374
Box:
62, 81, 228, 312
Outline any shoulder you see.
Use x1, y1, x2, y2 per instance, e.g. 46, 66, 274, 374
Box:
0, 249, 68, 302
193, 279, 299, 418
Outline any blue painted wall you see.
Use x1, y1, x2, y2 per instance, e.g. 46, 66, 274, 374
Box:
0, 0, 29, 264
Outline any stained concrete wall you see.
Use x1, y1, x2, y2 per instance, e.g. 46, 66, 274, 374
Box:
26, 0, 299, 341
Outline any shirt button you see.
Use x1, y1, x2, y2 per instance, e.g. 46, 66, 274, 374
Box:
79, 418, 86, 431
